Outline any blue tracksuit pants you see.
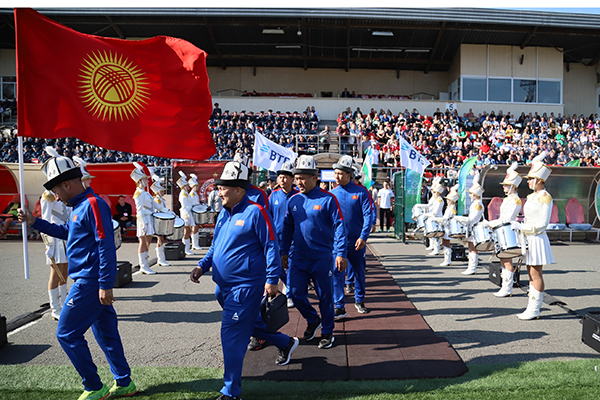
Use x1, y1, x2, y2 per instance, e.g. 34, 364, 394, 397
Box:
252, 314, 290, 349
346, 262, 355, 285
334, 245, 366, 309
288, 255, 335, 335
56, 279, 131, 392
215, 284, 263, 398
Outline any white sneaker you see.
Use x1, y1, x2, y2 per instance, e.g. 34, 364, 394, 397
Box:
287, 298, 295, 308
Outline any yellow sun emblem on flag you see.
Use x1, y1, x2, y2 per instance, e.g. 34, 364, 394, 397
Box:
78, 50, 150, 122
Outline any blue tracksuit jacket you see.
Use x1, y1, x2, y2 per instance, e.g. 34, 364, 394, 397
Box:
330, 181, 373, 242
198, 194, 281, 288
32, 187, 117, 289
281, 186, 347, 259
268, 187, 299, 245
247, 184, 269, 210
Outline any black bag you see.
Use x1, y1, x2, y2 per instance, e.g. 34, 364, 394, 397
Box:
261, 292, 289, 333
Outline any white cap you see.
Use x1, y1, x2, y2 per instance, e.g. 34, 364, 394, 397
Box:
130, 162, 149, 184
468, 172, 484, 197
445, 184, 459, 203
332, 155, 354, 174
41, 147, 82, 190
151, 174, 165, 193
293, 155, 318, 175
72, 155, 95, 180
214, 161, 250, 189
526, 151, 552, 182
431, 176, 444, 194
500, 162, 522, 187
277, 161, 294, 177
189, 173, 199, 188
177, 170, 189, 188
233, 152, 250, 166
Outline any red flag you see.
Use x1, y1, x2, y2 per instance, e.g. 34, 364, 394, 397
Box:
15, 8, 216, 161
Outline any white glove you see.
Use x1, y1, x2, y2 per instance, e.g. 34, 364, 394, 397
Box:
442, 216, 450, 223
424, 213, 434, 218
45, 244, 55, 260
480, 220, 490, 228
510, 221, 521, 231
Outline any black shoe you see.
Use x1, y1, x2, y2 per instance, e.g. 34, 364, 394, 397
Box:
355, 302, 369, 314
216, 395, 241, 400
318, 334, 335, 349
345, 284, 354, 294
307, 283, 315, 291
303, 317, 322, 341
334, 307, 347, 320
247, 337, 266, 351
276, 337, 299, 366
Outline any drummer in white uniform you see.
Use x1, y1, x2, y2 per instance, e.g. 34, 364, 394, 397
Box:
177, 171, 195, 256
73, 156, 95, 189
455, 172, 485, 275
437, 184, 459, 267
511, 151, 555, 320
424, 176, 445, 256
482, 162, 523, 297
151, 174, 175, 267
132, 163, 157, 275
188, 173, 203, 251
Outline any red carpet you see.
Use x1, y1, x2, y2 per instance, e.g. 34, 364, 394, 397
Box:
242, 249, 468, 380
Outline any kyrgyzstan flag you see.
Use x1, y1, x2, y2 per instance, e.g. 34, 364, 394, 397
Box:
15, 8, 216, 161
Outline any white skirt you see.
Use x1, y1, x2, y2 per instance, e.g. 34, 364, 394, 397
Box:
525, 233, 555, 266
137, 215, 155, 237
180, 210, 195, 227
45, 237, 67, 265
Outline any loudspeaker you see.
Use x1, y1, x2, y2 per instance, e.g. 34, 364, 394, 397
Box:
1, 315, 8, 349
488, 262, 502, 286
451, 244, 467, 261
582, 312, 600, 353
198, 232, 212, 247
114, 261, 132, 288
164, 242, 185, 260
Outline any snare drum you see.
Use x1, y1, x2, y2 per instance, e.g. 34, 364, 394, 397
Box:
411, 205, 426, 221
112, 219, 122, 250
424, 218, 444, 238
167, 217, 185, 241
493, 223, 525, 258
448, 219, 468, 239
191, 204, 211, 225
472, 223, 494, 252
153, 212, 175, 236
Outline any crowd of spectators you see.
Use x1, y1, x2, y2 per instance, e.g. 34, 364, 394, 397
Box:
334, 106, 600, 169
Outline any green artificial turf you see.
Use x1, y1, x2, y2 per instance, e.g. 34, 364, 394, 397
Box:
2, 360, 600, 399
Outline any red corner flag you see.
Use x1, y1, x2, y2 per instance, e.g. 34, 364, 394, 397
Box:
15, 8, 216, 161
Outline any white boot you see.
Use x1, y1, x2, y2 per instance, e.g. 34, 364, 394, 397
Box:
58, 284, 68, 308
518, 287, 543, 320
494, 268, 514, 297
191, 232, 202, 250
138, 251, 157, 274
48, 288, 62, 320
461, 252, 478, 275
439, 246, 452, 266
428, 238, 441, 256
156, 246, 171, 266
425, 238, 434, 251
183, 238, 194, 255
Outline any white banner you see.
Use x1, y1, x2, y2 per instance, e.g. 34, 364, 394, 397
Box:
252, 131, 298, 172
398, 136, 431, 175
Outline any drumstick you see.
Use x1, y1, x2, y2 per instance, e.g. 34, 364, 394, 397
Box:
50, 257, 66, 282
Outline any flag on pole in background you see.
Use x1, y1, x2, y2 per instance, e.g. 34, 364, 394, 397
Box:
565, 159, 581, 167
252, 131, 297, 171
398, 136, 431, 174
15, 8, 216, 161
361, 147, 374, 189
457, 157, 477, 215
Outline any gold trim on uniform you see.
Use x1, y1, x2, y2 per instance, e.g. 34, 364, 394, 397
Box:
540, 192, 552, 204
452, 209, 457, 214
515, 197, 522, 206
475, 204, 483, 211
437, 198, 443, 203
133, 187, 142, 199
42, 190, 55, 202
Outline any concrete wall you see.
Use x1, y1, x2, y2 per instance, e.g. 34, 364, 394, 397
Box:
563, 62, 597, 117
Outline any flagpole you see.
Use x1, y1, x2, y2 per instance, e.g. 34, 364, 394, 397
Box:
18, 136, 30, 279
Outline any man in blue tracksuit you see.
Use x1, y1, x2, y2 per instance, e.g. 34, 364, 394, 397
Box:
19, 152, 135, 400
330, 156, 373, 318
233, 152, 268, 210
281, 155, 348, 349
190, 161, 296, 400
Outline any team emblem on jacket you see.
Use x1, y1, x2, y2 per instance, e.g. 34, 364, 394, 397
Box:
313, 205, 322, 210
235, 220, 245, 226
352, 195, 358, 200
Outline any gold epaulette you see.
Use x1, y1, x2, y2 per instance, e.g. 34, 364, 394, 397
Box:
475, 203, 483, 211
437, 197, 443, 203
133, 188, 142, 199
42, 190, 55, 202
181, 191, 188, 198
452, 209, 457, 214
154, 196, 162, 204
540, 191, 552, 204
515, 197, 522, 206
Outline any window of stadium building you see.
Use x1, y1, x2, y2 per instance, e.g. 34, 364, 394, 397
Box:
537, 80, 561, 104
1, 76, 16, 100
513, 79, 536, 103
488, 78, 511, 102
462, 77, 487, 101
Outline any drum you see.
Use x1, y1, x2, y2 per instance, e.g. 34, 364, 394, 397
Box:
112, 219, 122, 250
493, 223, 525, 258
191, 204, 211, 225
411, 205, 426, 221
424, 218, 444, 238
416, 214, 427, 230
472, 223, 494, 252
153, 212, 175, 236
448, 219, 468, 239
167, 217, 185, 241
